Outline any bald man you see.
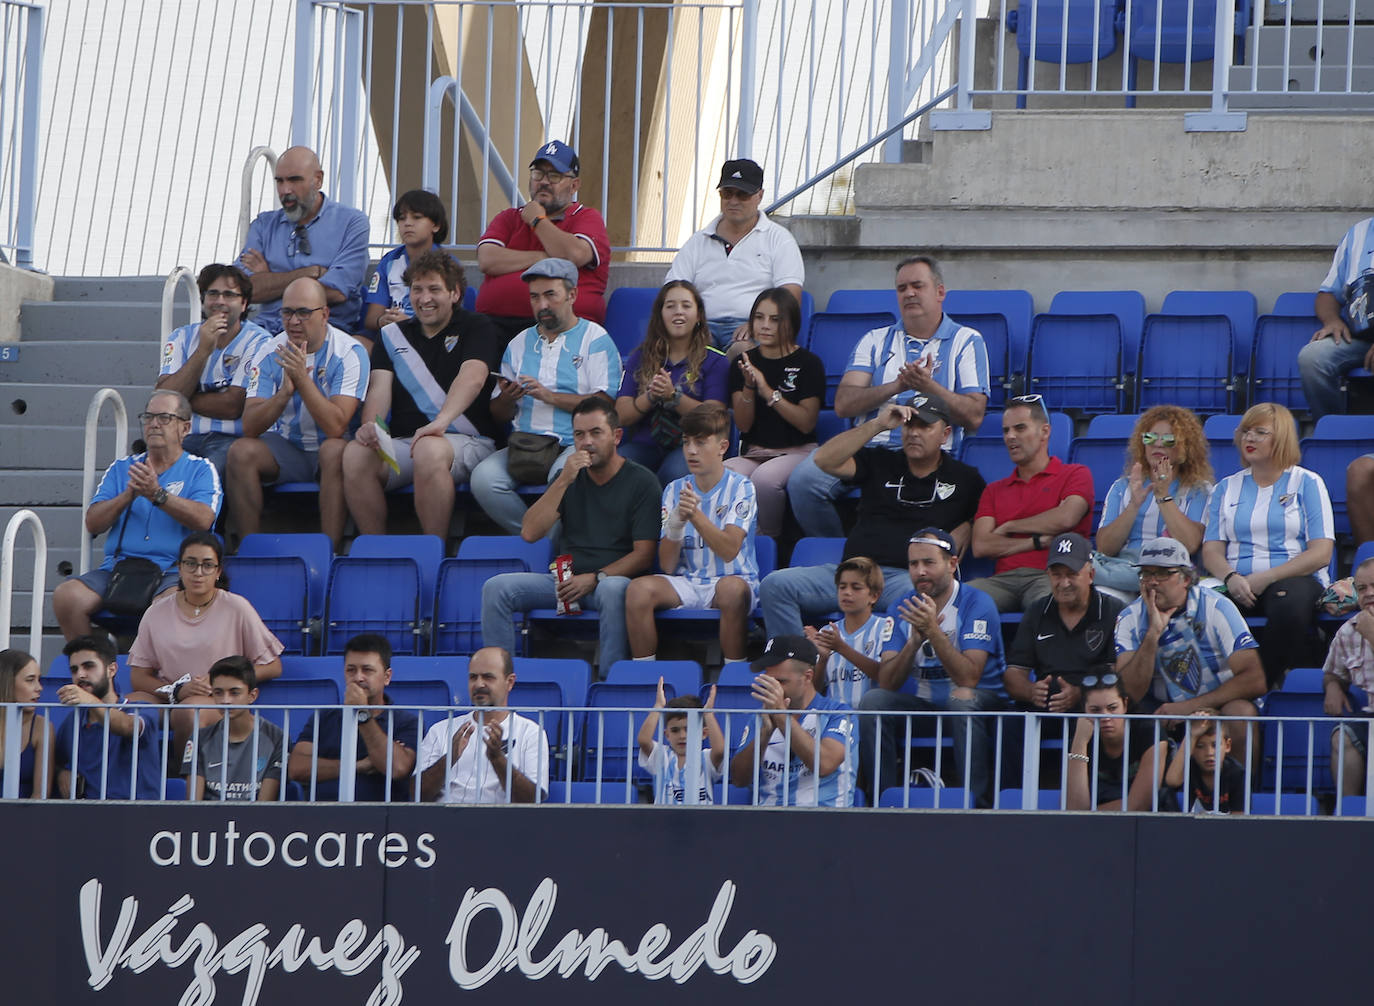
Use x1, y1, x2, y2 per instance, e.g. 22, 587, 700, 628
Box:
239, 145, 371, 339
226, 278, 369, 547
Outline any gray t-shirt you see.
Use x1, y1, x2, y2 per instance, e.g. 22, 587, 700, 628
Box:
181, 717, 285, 800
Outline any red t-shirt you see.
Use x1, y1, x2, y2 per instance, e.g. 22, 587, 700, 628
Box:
475, 203, 610, 323
974, 456, 1094, 574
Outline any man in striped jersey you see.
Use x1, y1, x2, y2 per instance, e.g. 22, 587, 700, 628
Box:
1298, 215, 1374, 420
469, 258, 623, 533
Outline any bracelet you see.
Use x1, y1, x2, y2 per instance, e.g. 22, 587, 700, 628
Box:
1068, 752, 1090, 764
1031, 534, 1043, 551
531, 215, 546, 228
1223, 571, 1239, 585
1156, 495, 1174, 504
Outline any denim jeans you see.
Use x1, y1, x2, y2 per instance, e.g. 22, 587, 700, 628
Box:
1298, 334, 1369, 419
759, 563, 911, 637
786, 451, 847, 538
470, 445, 576, 534
481, 571, 632, 669
619, 439, 690, 487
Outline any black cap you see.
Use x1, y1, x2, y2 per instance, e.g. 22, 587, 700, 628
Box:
1046, 532, 1091, 571
751, 634, 819, 670
717, 158, 764, 195
904, 394, 949, 426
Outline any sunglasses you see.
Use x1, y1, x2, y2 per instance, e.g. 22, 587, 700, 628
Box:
289, 223, 312, 257
1009, 394, 1044, 406
1081, 672, 1120, 688
1141, 432, 1177, 447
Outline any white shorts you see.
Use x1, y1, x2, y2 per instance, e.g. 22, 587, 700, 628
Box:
383, 433, 496, 491
662, 575, 759, 611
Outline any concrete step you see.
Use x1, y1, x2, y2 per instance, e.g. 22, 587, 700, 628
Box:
0, 383, 141, 427
0, 341, 163, 386
0, 505, 85, 543
18, 300, 163, 342
0, 425, 139, 470
52, 276, 183, 303
6, 543, 88, 590
2, 470, 90, 506
4, 590, 59, 633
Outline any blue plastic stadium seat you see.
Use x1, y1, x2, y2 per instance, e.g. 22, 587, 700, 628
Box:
545, 780, 639, 804
1160, 291, 1257, 374
1026, 314, 1124, 414
826, 289, 898, 316
581, 682, 662, 783
1007, 0, 1119, 108
603, 286, 660, 357
807, 311, 896, 407
603, 659, 703, 700
224, 555, 312, 655
324, 556, 423, 655
997, 788, 1068, 810
1261, 667, 1330, 792
433, 557, 527, 656
348, 534, 444, 624
1048, 290, 1146, 373
1299, 431, 1365, 538
236, 532, 333, 639
457, 535, 553, 570
1248, 791, 1320, 816
389, 655, 468, 690
1068, 437, 1130, 527
1271, 291, 1317, 317
1337, 795, 1369, 817
511, 657, 591, 755
791, 536, 846, 567
1085, 414, 1141, 437
1251, 315, 1316, 413
1137, 314, 1235, 414
814, 410, 849, 445
944, 288, 1036, 404
384, 678, 454, 711
877, 786, 972, 809
255, 677, 341, 733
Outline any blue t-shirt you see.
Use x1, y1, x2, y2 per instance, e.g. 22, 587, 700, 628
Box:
885, 582, 1007, 701
292, 703, 420, 802
91, 451, 223, 571
736, 693, 857, 808
55, 704, 163, 800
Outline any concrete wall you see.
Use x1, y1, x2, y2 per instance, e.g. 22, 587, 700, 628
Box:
0, 263, 53, 344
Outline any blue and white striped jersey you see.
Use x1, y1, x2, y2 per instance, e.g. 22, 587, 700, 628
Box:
501, 319, 622, 445
1099, 477, 1211, 560
1115, 585, 1259, 705
1204, 466, 1334, 586
1320, 216, 1374, 327
884, 582, 1007, 702
737, 693, 857, 807
159, 320, 273, 436
845, 313, 989, 453
363, 245, 412, 314
638, 741, 721, 804
246, 325, 370, 451
661, 468, 759, 586
821, 612, 894, 707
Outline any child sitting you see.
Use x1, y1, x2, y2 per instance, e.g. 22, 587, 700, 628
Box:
636, 677, 724, 804
805, 556, 893, 708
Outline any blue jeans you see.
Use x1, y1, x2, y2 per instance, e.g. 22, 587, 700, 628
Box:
469, 445, 576, 534
619, 439, 690, 487
786, 451, 847, 538
857, 687, 1008, 806
1298, 334, 1369, 419
481, 571, 632, 669
181, 432, 238, 478
707, 316, 748, 350
759, 563, 910, 637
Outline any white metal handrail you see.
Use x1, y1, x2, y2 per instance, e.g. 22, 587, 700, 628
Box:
159, 267, 199, 366
237, 145, 279, 256
79, 389, 129, 575
0, 508, 46, 655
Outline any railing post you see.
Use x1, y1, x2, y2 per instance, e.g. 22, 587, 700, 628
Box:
736, 0, 757, 159
14, 3, 42, 269
335, 7, 364, 209
884, 0, 912, 161
424, 77, 520, 208
79, 390, 129, 575
1, 704, 21, 800
159, 268, 200, 367
930, 0, 993, 131
293, 0, 316, 147
1021, 711, 1042, 796
239, 146, 280, 255
684, 709, 702, 805
1185, 0, 1247, 131
338, 706, 359, 803
1, 508, 46, 656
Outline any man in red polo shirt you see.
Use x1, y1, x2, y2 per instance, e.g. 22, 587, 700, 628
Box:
967, 395, 1093, 612
475, 140, 611, 341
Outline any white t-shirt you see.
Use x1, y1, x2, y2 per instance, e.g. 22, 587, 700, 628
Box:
638, 740, 722, 804
418, 711, 550, 804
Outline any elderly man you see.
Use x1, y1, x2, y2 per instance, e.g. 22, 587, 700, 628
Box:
156, 263, 274, 475
225, 277, 368, 548
469, 258, 622, 533
239, 145, 371, 338
475, 140, 610, 340
789, 255, 991, 537
664, 157, 804, 347
1297, 216, 1374, 420
418, 647, 550, 804
52, 390, 221, 638
1324, 556, 1374, 797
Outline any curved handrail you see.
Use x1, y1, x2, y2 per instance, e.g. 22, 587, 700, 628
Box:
237, 145, 279, 254
160, 267, 199, 365
0, 509, 47, 655
79, 389, 130, 575
423, 76, 521, 207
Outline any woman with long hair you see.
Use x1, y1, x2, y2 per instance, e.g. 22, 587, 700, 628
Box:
0, 648, 54, 798
615, 280, 730, 485
1066, 672, 1169, 811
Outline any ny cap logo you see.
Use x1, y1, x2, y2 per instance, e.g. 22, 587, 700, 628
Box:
1057, 538, 1074, 554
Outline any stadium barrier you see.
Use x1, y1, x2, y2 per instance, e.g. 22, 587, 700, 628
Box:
0, 0, 41, 268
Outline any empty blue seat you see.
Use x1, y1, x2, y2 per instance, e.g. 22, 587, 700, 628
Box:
433, 557, 527, 656
1248, 791, 1320, 816
1272, 291, 1317, 317
826, 288, 897, 316
1337, 795, 1369, 817
389, 655, 466, 687
581, 682, 662, 783
604, 659, 703, 700
324, 557, 423, 655
348, 534, 445, 624
545, 780, 639, 804
457, 535, 553, 570
237, 533, 333, 613
791, 536, 846, 567
1007, 0, 1119, 108
806, 312, 895, 407
814, 410, 849, 445
1261, 667, 1330, 792
1299, 433, 1364, 537
996, 787, 1067, 810
1137, 314, 1235, 414
512, 657, 592, 754
255, 677, 340, 732
603, 286, 660, 358
1085, 414, 1141, 437
1068, 437, 1129, 527
1048, 290, 1146, 372
877, 786, 972, 809
1251, 315, 1316, 413
944, 288, 1036, 404
384, 678, 454, 710
1160, 290, 1257, 373
1026, 314, 1124, 414
224, 555, 312, 654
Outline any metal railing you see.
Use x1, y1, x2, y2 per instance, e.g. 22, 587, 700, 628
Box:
0, 508, 45, 655
5, 701, 1372, 816
0, 0, 40, 267
159, 267, 200, 367
78, 389, 129, 576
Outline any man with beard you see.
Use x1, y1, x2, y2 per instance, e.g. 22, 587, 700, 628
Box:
470, 259, 622, 533
481, 395, 659, 673
417, 647, 550, 803
156, 264, 274, 476
238, 145, 370, 338
55, 635, 163, 800
475, 140, 610, 340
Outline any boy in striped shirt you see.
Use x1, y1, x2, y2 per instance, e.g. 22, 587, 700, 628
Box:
807, 556, 893, 708
626, 403, 759, 662
636, 677, 725, 804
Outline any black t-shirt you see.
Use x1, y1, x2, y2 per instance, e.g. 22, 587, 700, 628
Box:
728, 346, 825, 450
1169, 754, 1247, 813
370, 310, 506, 439
1007, 589, 1124, 687
842, 449, 986, 569
1089, 726, 1162, 807
558, 459, 662, 575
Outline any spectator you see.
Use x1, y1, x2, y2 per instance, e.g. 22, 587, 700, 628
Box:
286, 633, 418, 801
156, 264, 274, 476
663, 157, 804, 347
362, 189, 452, 335
636, 679, 725, 804
1297, 215, 1374, 420
724, 287, 824, 537
341, 252, 505, 541
760, 400, 984, 637
804, 557, 894, 709
615, 280, 730, 486
967, 395, 1093, 613
475, 140, 610, 340
859, 528, 1007, 805
180, 655, 284, 802
417, 647, 549, 804
55, 635, 163, 800
729, 635, 857, 807
626, 403, 758, 664
1351, 456, 1374, 546
481, 395, 658, 673
1324, 556, 1374, 797
1004, 532, 1124, 715
0, 648, 54, 799
788, 255, 989, 538
127, 531, 284, 758
52, 390, 221, 639
1065, 671, 1169, 812
238, 145, 370, 338
1200, 401, 1334, 688
1161, 712, 1246, 814
226, 277, 368, 550
1093, 405, 1213, 596
470, 258, 622, 533
1116, 539, 1266, 761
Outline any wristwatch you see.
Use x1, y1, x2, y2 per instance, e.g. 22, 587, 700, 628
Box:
769, 389, 782, 406
596, 570, 608, 584
356, 709, 372, 724
152, 487, 169, 507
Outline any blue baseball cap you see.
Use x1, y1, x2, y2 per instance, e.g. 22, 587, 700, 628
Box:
530, 140, 579, 176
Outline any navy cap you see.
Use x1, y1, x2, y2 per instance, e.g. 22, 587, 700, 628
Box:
530, 140, 579, 176
521, 257, 579, 285
751, 634, 820, 670
1047, 532, 1091, 571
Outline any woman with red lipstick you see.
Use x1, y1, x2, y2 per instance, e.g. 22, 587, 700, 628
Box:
1201, 402, 1335, 687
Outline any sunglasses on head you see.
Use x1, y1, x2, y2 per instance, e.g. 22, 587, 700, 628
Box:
1081, 672, 1120, 688
1141, 432, 1177, 447
1009, 394, 1044, 406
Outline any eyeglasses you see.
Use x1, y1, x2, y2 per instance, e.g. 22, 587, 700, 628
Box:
204, 288, 244, 300
1240, 427, 1272, 440
1141, 432, 1177, 447
1137, 568, 1182, 582
138, 411, 187, 426
288, 224, 312, 257
1081, 672, 1120, 688
179, 559, 221, 573
281, 306, 324, 320
719, 188, 756, 202
529, 167, 572, 184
